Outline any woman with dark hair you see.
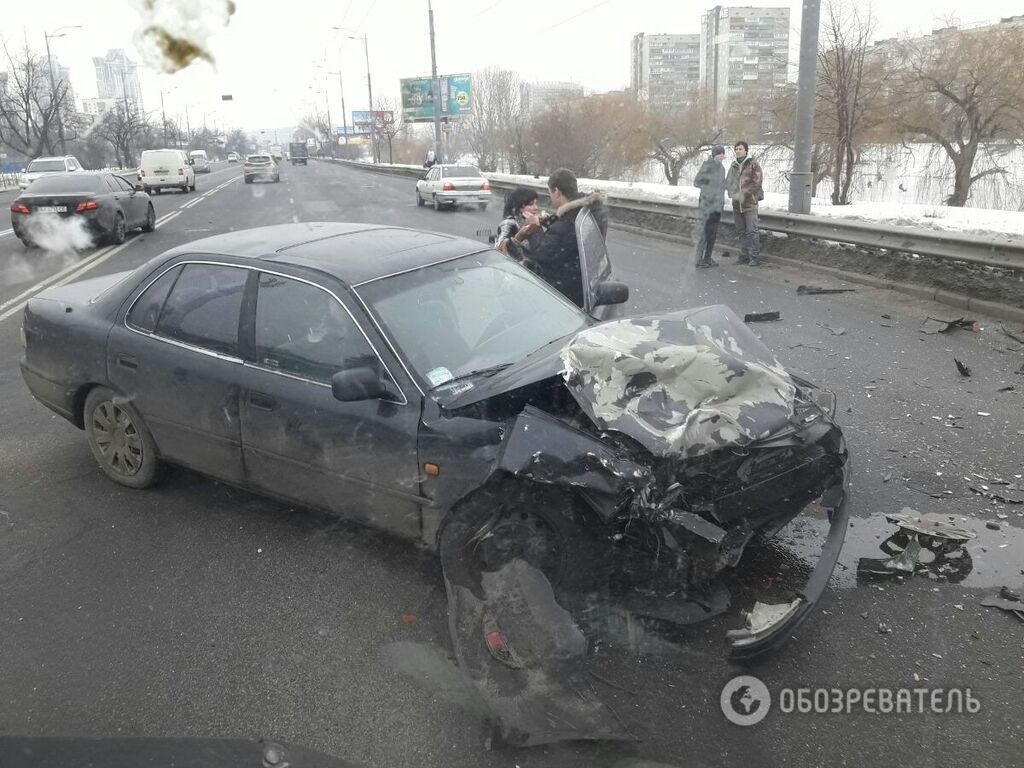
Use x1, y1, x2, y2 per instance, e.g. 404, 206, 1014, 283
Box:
494, 187, 548, 265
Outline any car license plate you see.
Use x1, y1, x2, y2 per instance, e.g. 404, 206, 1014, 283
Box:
155, 169, 169, 174
36, 206, 67, 213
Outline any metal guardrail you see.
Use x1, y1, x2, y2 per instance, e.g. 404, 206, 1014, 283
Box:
325, 159, 1024, 271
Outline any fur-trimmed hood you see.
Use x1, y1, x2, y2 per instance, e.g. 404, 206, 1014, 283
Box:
556, 190, 606, 218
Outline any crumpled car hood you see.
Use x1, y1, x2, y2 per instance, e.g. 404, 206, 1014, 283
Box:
560, 305, 797, 458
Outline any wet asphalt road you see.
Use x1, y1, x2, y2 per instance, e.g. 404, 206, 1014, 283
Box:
1, 159, 1022, 768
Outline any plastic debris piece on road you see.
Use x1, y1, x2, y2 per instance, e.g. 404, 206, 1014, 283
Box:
920, 316, 979, 334
980, 588, 1024, 622
743, 311, 781, 323
796, 285, 856, 295
954, 358, 972, 377
858, 534, 923, 578
884, 508, 976, 542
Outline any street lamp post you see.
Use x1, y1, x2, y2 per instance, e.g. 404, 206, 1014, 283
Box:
43, 25, 81, 155
336, 28, 376, 164
428, 1, 444, 164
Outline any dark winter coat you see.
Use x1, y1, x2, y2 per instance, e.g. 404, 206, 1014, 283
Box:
726, 156, 764, 213
530, 191, 608, 308
694, 158, 727, 215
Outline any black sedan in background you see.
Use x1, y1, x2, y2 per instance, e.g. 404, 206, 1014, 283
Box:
10, 171, 156, 249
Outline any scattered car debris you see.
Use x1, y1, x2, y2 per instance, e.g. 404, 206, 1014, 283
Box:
971, 485, 1024, 504
858, 508, 979, 584
820, 324, 847, 336
986, 522, 1002, 531
980, 588, 1024, 622
977, 411, 992, 417
744, 311, 781, 323
877, 622, 892, 634
954, 358, 972, 377
884, 508, 976, 543
997, 385, 1015, 392
998, 325, 1024, 346
920, 316, 978, 335
796, 285, 856, 295
858, 534, 923, 578
881, 314, 892, 320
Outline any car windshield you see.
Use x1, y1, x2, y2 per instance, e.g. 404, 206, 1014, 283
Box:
357, 251, 587, 392
27, 159, 66, 172
25, 174, 104, 193
442, 166, 481, 177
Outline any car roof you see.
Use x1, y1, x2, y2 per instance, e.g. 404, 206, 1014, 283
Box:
30, 156, 73, 162
159, 222, 488, 285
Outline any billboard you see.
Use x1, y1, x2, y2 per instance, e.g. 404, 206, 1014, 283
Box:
400, 74, 472, 122
351, 110, 395, 132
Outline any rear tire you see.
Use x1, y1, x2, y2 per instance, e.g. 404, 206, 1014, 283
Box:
244, 176, 253, 184
142, 204, 156, 232
110, 213, 126, 244
478, 202, 488, 212
83, 387, 159, 489
433, 195, 440, 212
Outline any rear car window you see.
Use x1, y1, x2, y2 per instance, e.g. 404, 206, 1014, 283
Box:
26, 175, 105, 194
248, 155, 271, 163
442, 166, 481, 177
126, 266, 183, 333
142, 151, 182, 166
154, 264, 248, 356
27, 159, 67, 173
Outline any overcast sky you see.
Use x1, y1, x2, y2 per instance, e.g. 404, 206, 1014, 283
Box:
3, 0, 1022, 134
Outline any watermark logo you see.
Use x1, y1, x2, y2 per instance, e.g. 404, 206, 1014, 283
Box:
720, 675, 772, 726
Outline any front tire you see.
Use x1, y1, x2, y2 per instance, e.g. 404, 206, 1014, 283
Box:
416, 190, 424, 206
84, 387, 159, 489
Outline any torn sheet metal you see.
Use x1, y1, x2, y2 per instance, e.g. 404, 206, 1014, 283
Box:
496, 405, 652, 519
444, 559, 633, 746
743, 311, 781, 323
560, 307, 797, 459
796, 285, 856, 295
980, 593, 1024, 623
858, 534, 923, 578
920, 316, 978, 334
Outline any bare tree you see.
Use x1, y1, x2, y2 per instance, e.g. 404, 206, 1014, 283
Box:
890, 23, 1024, 206
755, 85, 834, 197
0, 39, 71, 158
92, 102, 149, 168
462, 67, 525, 172
646, 98, 722, 186
526, 93, 648, 180
816, 1, 888, 204
373, 96, 403, 164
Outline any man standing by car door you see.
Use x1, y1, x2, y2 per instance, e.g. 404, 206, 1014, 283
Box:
725, 141, 764, 266
693, 145, 727, 268
521, 168, 608, 308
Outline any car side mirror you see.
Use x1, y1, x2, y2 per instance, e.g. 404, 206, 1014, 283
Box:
332, 367, 388, 402
134, 183, 144, 192
594, 281, 629, 307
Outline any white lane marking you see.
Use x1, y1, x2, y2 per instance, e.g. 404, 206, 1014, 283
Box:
1, 227, 13, 238
0, 208, 186, 323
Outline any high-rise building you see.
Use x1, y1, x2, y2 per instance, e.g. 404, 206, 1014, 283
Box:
520, 81, 585, 115
93, 49, 144, 111
630, 33, 701, 111
700, 6, 790, 111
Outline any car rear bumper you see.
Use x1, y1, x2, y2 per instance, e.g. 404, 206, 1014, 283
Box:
436, 193, 490, 204
245, 168, 278, 177
143, 176, 190, 188
20, 360, 76, 424
12, 210, 115, 240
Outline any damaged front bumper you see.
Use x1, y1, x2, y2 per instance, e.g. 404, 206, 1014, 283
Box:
725, 445, 851, 661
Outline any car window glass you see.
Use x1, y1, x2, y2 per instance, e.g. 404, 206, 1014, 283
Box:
126, 266, 182, 333
254, 273, 376, 382
115, 176, 135, 192
155, 264, 247, 356
103, 175, 121, 193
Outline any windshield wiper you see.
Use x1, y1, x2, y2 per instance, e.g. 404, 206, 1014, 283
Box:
432, 363, 513, 390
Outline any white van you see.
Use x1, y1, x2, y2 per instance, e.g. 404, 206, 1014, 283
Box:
189, 149, 211, 173
139, 149, 196, 194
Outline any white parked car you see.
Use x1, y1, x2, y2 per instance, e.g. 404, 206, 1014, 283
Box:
139, 149, 196, 194
416, 164, 491, 211
19, 156, 84, 189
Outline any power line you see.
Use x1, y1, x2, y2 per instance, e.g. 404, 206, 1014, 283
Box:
468, 0, 507, 21
537, 0, 617, 35
339, 0, 354, 26
355, 0, 378, 32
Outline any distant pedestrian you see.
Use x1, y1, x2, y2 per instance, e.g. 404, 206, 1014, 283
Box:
693, 144, 727, 268
725, 141, 764, 266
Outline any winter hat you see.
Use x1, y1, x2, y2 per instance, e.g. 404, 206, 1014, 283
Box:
711, 145, 726, 158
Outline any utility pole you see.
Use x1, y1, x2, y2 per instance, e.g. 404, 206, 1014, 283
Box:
336, 67, 348, 150
788, 0, 821, 214
361, 36, 376, 163
428, 0, 444, 163
160, 90, 168, 145
185, 105, 191, 147
43, 27, 80, 155
325, 89, 334, 158
119, 67, 132, 166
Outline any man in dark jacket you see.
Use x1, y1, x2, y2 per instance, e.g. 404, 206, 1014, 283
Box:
692, 144, 727, 268
725, 140, 764, 266
523, 168, 608, 308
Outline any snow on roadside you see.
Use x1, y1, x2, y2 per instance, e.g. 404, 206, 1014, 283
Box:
489, 172, 1024, 239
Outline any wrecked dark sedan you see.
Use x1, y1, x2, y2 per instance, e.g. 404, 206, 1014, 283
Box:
19, 222, 849, 666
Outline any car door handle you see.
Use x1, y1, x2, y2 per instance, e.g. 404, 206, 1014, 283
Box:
116, 354, 138, 370
248, 392, 276, 411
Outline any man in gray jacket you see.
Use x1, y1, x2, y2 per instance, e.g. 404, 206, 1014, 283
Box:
692, 145, 727, 268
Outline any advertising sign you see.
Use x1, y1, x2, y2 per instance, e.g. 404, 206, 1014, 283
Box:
400, 73, 472, 122
348, 110, 396, 135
